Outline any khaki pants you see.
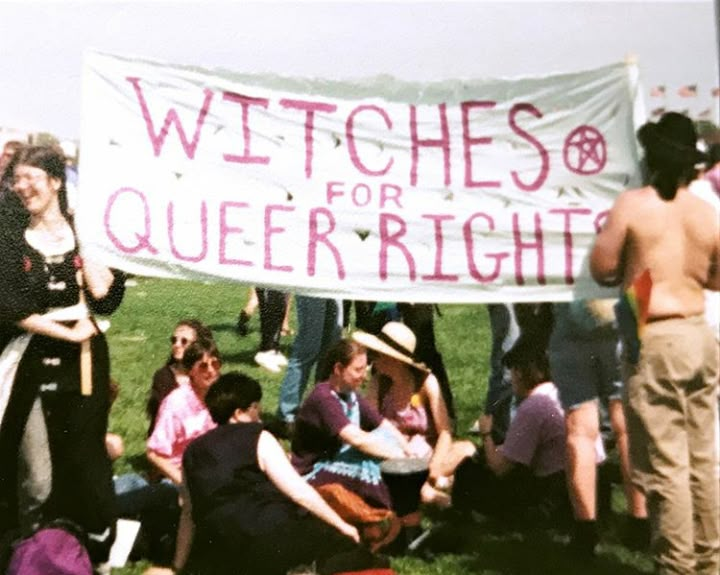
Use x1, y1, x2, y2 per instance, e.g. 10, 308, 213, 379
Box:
623, 316, 720, 575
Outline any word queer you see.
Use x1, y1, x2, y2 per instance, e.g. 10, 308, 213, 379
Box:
128, 77, 552, 192
104, 187, 607, 286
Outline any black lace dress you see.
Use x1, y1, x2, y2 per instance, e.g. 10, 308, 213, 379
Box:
0, 225, 125, 560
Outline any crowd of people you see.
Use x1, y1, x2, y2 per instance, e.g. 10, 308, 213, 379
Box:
0, 110, 718, 575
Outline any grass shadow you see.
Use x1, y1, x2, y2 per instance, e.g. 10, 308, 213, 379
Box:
400, 512, 652, 575
206, 322, 241, 335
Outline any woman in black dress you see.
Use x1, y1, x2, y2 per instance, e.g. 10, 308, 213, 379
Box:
0, 144, 125, 562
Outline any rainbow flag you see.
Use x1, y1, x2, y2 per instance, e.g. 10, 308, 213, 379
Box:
626, 269, 653, 336
616, 269, 653, 363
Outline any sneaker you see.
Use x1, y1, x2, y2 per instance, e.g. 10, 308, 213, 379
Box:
272, 350, 288, 367
254, 350, 282, 373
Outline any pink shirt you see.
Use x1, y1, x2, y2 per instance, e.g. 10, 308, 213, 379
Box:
147, 382, 216, 468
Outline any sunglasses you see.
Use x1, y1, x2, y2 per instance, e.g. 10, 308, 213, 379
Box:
170, 336, 191, 346
195, 358, 222, 372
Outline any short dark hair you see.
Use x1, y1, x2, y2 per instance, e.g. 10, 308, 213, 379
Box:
181, 339, 220, 371
205, 372, 263, 424
502, 335, 550, 388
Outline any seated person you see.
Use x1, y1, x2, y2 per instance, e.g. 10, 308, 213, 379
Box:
146, 338, 221, 571
354, 322, 472, 507
444, 335, 570, 529
182, 372, 385, 575
291, 338, 412, 511
147, 319, 213, 436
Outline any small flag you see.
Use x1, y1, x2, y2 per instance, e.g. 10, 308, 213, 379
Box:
650, 85, 666, 97
712, 87, 720, 98
650, 107, 666, 117
627, 269, 653, 335
678, 84, 697, 97
616, 269, 653, 364
698, 108, 712, 119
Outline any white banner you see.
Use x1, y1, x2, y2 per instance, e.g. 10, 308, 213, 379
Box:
79, 51, 644, 303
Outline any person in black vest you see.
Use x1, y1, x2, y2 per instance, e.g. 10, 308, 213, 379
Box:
181, 372, 384, 575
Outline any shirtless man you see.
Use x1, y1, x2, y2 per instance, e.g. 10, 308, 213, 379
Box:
590, 112, 719, 575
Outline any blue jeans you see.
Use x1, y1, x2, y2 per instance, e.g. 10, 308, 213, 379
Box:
276, 296, 342, 422
484, 303, 519, 413
113, 473, 178, 518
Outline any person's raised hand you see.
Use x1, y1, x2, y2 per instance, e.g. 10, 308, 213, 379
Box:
70, 317, 99, 342
340, 522, 360, 543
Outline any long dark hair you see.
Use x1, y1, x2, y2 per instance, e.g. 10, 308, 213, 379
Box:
166, 319, 214, 366
637, 113, 706, 201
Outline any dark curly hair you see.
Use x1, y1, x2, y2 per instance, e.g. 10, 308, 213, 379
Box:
5, 144, 70, 219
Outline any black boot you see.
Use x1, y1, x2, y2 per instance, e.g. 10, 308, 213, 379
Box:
568, 519, 598, 559
235, 310, 251, 336
623, 516, 650, 552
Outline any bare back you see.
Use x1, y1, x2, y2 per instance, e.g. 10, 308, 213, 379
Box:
591, 184, 720, 319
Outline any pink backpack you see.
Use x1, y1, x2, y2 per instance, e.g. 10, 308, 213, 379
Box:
7, 524, 92, 575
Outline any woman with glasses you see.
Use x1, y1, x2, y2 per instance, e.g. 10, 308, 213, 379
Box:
147, 338, 221, 486
146, 319, 213, 436
0, 145, 125, 563
146, 337, 222, 572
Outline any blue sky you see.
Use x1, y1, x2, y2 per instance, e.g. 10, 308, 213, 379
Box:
0, 0, 717, 140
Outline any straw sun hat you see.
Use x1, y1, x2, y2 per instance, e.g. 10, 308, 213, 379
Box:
352, 322, 429, 372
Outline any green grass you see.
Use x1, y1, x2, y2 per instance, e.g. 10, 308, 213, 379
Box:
107, 277, 652, 574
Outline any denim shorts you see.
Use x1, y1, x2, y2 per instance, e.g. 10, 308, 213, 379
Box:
549, 335, 623, 411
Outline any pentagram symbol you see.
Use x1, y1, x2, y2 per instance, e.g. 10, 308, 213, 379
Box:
563, 125, 607, 175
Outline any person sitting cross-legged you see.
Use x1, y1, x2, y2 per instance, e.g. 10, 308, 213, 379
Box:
445, 335, 571, 532
181, 372, 387, 575
354, 322, 473, 509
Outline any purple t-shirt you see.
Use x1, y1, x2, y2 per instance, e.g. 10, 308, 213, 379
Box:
291, 382, 383, 475
500, 382, 566, 477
